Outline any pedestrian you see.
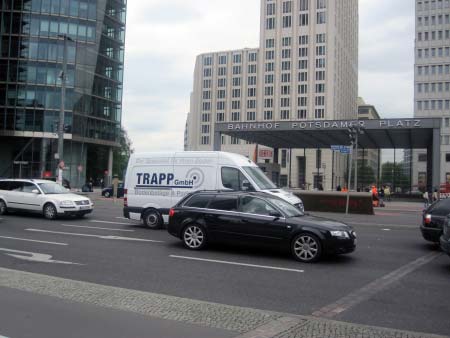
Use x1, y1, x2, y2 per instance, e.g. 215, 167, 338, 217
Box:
318, 183, 324, 191
423, 190, 430, 208
384, 186, 391, 202
378, 187, 385, 207
433, 189, 439, 203
336, 185, 342, 192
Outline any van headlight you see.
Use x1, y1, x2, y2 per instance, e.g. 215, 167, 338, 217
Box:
330, 231, 350, 239
60, 200, 75, 207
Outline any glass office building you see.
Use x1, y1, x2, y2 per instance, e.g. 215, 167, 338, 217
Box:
0, 0, 126, 186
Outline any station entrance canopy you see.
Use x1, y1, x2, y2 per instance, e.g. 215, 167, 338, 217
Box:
213, 118, 442, 189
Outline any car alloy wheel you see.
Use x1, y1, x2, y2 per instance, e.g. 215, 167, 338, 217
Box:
292, 233, 322, 263
43, 203, 57, 220
104, 191, 111, 198
0, 200, 7, 215
143, 209, 162, 229
183, 224, 207, 250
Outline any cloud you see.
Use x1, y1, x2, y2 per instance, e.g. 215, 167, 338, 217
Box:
122, 0, 416, 152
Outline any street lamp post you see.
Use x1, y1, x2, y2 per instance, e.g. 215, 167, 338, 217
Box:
56, 34, 73, 185
346, 125, 365, 214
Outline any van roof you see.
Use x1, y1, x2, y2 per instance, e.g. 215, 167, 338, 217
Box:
130, 151, 257, 167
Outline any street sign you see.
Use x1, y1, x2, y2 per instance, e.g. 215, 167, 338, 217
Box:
331, 145, 352, 154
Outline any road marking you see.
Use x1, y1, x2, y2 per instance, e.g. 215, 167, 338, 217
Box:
26, 229, 163, 243
0, 235, 67, 246
0, 248, 81, 265
89, 220, 134, 225
0, 335, 10, 338
61, 224, 134, 232
346, 222, 417, 229
169, 255, 304, 273
382, 228, 391, 231
312, 251, 442, 319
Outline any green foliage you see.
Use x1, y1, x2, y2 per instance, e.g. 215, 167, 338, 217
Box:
113, 127, 133, 179
381, 162, 410, 192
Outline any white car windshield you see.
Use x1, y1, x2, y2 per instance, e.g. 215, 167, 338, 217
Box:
242, 166, 277, 190
267, 197, 304, 217
38, 183, 68, 194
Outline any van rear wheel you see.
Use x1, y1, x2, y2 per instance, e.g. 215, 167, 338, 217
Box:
143, 209, 163, 229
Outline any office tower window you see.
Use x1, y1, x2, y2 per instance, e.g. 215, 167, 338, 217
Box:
299, 13, 309, 26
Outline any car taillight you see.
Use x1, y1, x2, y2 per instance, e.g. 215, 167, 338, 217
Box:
124, 189, 128, 207
424, 214, 432, 224
169, 208, 175, 217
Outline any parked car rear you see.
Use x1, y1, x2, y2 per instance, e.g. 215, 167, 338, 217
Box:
421, 198, 450, 243
440, 215, 450, 257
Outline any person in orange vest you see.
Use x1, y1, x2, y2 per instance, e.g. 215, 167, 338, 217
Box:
372, 185, 379, 207
342, 187, 348, 192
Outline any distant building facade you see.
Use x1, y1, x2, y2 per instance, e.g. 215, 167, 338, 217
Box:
187, 0, 359, 190
413, 0, 450, 189
0, 0, 127, 185
357, 97, 380, 184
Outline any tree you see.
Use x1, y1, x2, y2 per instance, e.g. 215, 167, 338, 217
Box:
344, 163, 376, 191
113, 127, 133, 179
381, 162, 410, 192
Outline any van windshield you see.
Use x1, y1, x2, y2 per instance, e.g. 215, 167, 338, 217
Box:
242, 166, 277, 190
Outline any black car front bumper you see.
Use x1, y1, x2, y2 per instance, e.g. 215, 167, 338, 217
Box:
420, 225, 442, 242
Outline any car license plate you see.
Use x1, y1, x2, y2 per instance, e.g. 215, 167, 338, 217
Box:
80, 205, 90, 210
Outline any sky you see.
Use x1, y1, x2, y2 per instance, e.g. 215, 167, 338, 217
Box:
121, 0, 416, 153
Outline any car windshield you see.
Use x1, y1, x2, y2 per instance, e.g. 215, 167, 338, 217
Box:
267, 197, 304, 217
242, 166, 277, 190
38, 182, 68, 194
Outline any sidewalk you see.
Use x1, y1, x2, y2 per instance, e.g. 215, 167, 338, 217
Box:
0, 267, 446, 338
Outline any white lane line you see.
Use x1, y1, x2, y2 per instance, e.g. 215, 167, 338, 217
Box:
89, 220, 134, 225
169, 255, 304, 273
26, 229, 163, 243
0, 235, 67, 246
61, 224, 134, 232
346, 222, 416, 228
0, 334, 10, 338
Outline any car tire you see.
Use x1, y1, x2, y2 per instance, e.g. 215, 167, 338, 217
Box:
43, 203, 58, 220
182, 224, 208, 250
142, 209, 163, 229
0, 199, 8, 215
291, 233, 322, 263
104, 191, 111, 198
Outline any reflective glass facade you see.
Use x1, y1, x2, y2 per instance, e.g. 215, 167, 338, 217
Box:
0, 0, 126, 181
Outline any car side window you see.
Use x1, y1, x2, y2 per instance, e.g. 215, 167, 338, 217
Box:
0, 181, 10, 190
22, 182, 38, 193
209, 196, 238, 211
184, 194, 214, 208
221, 167, 251, 191
9, 182, 23, 192
239, 196, 277, 216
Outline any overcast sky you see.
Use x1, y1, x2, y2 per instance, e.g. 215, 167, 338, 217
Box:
122, 0, 415, 153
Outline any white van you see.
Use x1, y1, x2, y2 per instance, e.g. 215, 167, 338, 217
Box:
123, 151, 303, 229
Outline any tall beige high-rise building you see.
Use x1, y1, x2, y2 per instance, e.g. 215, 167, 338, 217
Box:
187, 0, 359, 190
413, 0, 450, 189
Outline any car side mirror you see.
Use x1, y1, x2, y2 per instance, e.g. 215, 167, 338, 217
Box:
31, 189, 40, 194
242, 180, 254, 191
269, 211, 282, 219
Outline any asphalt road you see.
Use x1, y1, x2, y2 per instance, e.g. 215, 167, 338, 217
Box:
0, 196, 449, 337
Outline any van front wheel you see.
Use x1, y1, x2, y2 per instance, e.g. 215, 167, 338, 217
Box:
143, 209, 163, 230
